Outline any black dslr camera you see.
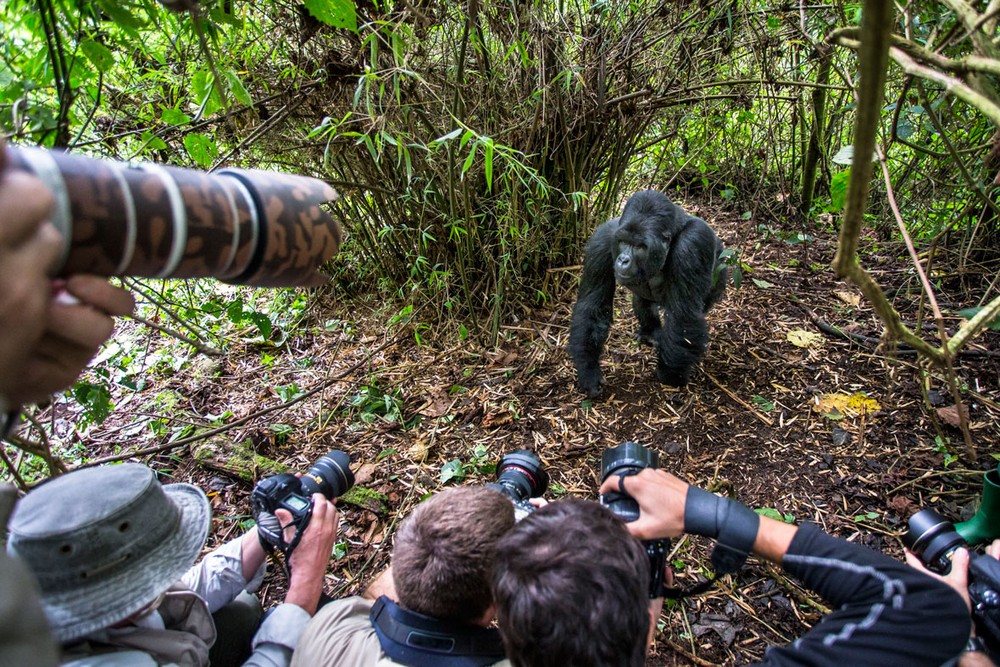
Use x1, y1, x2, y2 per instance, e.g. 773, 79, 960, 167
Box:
904, 509, 1000, 653
486, 450, 549, 522
599, 442, 669, 599
252, 450, 354, 558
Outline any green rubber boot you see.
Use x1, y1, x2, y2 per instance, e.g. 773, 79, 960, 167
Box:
956, 464, 1000, 545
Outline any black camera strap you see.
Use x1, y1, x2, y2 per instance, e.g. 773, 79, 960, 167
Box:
370, 596, 506, 667
255, 506, 312, 579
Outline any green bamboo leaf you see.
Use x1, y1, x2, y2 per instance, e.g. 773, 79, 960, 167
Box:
183, 133, 218, 167
302, 0, 358, 31
461, 143, 477, 175
81, 40, 115, 73
224, 69, 252, 107
483, 138, 494, 191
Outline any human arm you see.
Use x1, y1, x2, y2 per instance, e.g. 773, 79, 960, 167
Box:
906, 540, 999, 667
242, 494, 339, 667
600, 469, 970, 666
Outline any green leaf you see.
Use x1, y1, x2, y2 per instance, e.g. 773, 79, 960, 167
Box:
302, 0, 358, 31
139, 130, 167, 151
461, 144, 477, 175
751, 278, 775, 289
160, 107, 191, 126
183, 132, 218, 167
248, 312, 273, 339
224, 69, 253, 106
752, 395, 775, 411
96, 0, 147, 29
72, 381, 112, 425
830, 169, 850, 212
483, 139, 494, 191
958, 307, 1000, 330
80, 40, 115, 73
440, 459, 466, 485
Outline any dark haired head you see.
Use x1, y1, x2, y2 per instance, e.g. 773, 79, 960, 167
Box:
492, 499, 650, 667
392, 486, 515, 623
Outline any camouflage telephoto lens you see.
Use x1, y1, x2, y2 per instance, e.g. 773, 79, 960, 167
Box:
6, 145, 342, 287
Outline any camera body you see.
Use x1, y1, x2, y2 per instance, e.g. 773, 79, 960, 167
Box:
486, 450, 549, 521
599, 442, 669, 599
905, 508, 1000, 654
252, 450, 354, 555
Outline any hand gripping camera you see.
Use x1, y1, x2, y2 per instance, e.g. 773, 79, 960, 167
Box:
251, 450, 354, 562
599, 442, 669, 599
486, 450, 549, 522
904, 508, 1000, 653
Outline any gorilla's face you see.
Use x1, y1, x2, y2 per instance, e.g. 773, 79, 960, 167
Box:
613, 223, 669, 287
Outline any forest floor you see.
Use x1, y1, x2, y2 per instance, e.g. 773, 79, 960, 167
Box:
53, 200, 1000, 665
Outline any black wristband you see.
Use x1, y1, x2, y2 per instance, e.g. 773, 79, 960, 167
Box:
684, 486, 760, 575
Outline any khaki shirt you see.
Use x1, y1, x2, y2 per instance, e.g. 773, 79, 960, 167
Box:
292, 597, 510, 667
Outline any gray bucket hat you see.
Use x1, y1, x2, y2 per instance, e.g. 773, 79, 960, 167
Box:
6, 463, 211, 643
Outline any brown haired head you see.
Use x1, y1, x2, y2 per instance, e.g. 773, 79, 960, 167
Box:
392, 486, 515, 623
493, 499, 650, 667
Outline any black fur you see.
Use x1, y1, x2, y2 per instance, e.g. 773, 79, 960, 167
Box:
568, 190, 727, 397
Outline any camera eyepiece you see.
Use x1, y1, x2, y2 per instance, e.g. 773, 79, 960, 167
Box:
903, 509, 967, 575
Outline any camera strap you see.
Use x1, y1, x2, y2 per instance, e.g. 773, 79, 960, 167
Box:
255, 507, 312, 579
370, 596, 506, 667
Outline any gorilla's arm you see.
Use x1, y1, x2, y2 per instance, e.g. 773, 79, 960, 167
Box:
654, 217, 720, 387
568, 219, 619, 398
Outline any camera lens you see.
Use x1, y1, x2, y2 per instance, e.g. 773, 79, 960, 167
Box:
903, 509, 967, 574
600, 442, 659, 523
300, 450, 355, 499
601, 441, 659, 481
494, 450, 549, 502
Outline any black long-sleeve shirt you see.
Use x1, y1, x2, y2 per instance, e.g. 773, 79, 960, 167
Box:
754, 523, 970, 666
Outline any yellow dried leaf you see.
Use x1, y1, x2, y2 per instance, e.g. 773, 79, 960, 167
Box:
813, 392, 881, 418
407, 440, 430, 462
834, 290, 861, 307
787, 329, 824, 348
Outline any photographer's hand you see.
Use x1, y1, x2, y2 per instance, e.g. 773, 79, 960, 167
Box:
285, 494, 339, 615
599, 468, 689, 540
904, 546, 972, 611
0, 147, 61, 404
15, 275, 135, 405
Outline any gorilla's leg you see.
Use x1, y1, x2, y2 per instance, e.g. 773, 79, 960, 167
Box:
654, 305, 709, 387
631, 294, 660, 346
568, 221, 618, 398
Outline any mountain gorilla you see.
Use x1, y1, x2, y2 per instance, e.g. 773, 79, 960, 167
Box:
568, 190, 727, 397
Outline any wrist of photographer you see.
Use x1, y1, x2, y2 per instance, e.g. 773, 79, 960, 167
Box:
284, 494, 339, 615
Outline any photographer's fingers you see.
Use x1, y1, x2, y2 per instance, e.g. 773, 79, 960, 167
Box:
286, 495, 339, 615
599, 468, 688, 540
11, 284, 132, 403
0, 170, 56, 249
63, 275, 136, 317
904, 548, 972, 611
987, 539, 1000, 560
